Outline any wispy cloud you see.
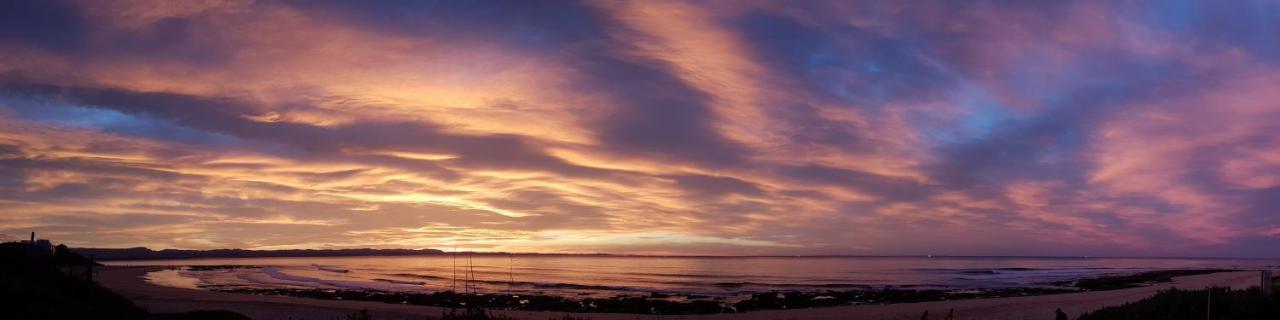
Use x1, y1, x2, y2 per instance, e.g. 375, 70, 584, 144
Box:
1, 0, 1278, 257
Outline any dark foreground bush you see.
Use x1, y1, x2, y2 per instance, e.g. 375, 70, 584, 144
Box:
0, 242, 250, 320
151, 310, 252, 320
1073, 269, 1231, 291
436, 308, 590, 320
1079, 286, 1280, 320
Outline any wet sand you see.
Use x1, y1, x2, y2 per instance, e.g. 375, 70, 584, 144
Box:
98, 266, 1266, 320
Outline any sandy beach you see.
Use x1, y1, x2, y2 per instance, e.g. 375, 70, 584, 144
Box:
97, 266, 1267, 320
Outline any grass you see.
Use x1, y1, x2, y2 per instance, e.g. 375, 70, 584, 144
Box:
1078, 282, 1280, 320
433, 308, 590, 320
220, 287, 735, 314
1072, 269, 1232, 291
436, 309, 590, 320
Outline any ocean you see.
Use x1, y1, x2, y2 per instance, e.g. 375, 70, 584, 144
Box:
108, 255, 1280, 300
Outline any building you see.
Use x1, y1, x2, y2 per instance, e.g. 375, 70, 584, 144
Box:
17, 232, 54, 255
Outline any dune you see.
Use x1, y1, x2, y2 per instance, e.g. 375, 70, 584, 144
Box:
97, 266, 1266, 320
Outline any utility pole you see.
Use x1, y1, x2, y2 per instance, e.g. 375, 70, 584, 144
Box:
508, 253, 514, 295
467, 252, 475, 294
1206, 288, 1212, 320
452, 247, 457, 292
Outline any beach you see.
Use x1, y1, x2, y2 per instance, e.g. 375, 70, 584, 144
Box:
104, 255, 1280, 298
99, 266, 1266, 320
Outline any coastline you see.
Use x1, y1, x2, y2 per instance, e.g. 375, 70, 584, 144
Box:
98, 266, 1265, 320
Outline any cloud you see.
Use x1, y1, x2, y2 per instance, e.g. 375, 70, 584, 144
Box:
0, 0, 88, 52
0, 0, 1277, 257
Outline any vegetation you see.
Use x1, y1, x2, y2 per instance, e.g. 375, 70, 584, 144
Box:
438, 308, 514, 320
1073, 269, 1232, 291
732, 287, 1076, 311
152, 311, 253, 320
1079, 285, 1280, 320
436, 309, 590, 320
223, 288, 733, 314
222, 285, 1078, 315
0, 242, 249, 320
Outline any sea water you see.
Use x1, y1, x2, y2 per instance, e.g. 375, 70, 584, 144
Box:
110, 255, 1280, 299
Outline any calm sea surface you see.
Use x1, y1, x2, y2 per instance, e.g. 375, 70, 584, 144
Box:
108, 256, 1280, 299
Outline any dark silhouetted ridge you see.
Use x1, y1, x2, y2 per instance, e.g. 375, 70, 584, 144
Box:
71, 247, 446, 260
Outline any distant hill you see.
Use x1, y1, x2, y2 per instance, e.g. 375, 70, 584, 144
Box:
71, 247, 446, 260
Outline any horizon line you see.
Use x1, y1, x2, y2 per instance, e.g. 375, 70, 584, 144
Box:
66, 246, 1280, 261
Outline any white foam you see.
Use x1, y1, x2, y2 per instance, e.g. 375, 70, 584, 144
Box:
144, 269, 202, 289
258, 267, 422, 292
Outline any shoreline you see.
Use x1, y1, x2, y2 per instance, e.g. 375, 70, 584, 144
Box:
98, 266, 1267, 320
141, 266, 1232, 313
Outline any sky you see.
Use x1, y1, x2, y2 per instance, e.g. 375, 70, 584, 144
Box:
1, 0, 1278, 257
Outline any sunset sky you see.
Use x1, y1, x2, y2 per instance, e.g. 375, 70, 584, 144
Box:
1, 0, 1278, 257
